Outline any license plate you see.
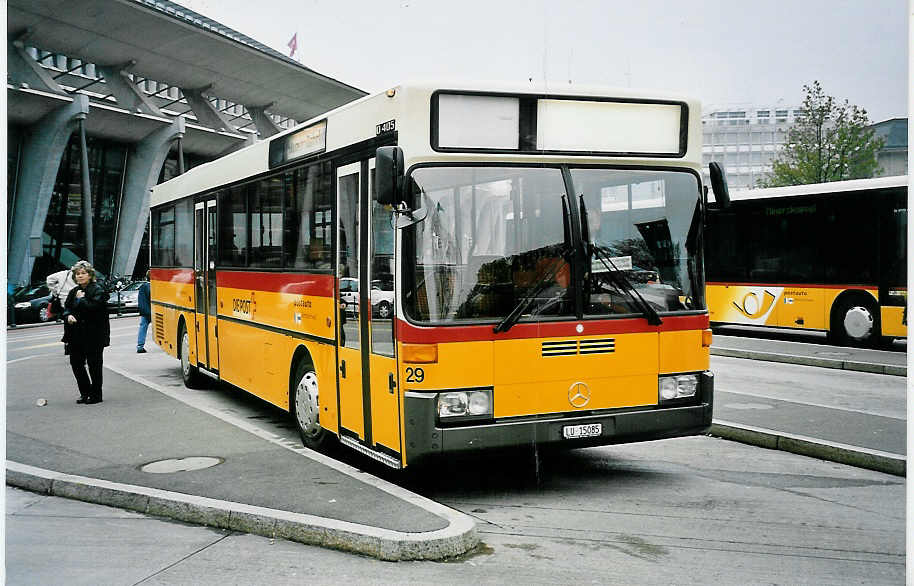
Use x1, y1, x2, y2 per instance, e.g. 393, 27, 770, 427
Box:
562, 423, 602, 439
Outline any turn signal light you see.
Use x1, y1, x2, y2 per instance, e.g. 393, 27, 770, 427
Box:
402, 343, 438, 364
702, 329, 713, 348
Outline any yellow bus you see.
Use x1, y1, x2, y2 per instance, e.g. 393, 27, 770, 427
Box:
705, 176, 907, 346
149, 82, 717, 468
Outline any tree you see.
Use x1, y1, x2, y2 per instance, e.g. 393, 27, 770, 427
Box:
758, 81, 884, 187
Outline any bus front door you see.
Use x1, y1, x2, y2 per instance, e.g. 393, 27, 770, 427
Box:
193, 198, 219, 372
336, 158, 401, 466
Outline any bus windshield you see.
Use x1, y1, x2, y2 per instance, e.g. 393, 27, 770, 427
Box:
403, 165, 703, 324
575, 168, 703, 317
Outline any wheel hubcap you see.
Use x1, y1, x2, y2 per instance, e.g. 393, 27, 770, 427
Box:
181, 332, 191, 376
844, 306, 874, 340
295, 371, 320, 437
379, 303, 390, 318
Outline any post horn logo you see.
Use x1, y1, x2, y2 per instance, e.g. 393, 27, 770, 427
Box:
733, 290, 776, 319
568, 382, 591, 408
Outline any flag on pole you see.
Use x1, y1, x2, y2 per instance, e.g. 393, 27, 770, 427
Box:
287, 33, 298, 59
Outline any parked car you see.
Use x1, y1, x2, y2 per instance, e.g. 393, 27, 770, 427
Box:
339, 278, 395, 319
107, 280, 146, 313
12, 283, 54, 324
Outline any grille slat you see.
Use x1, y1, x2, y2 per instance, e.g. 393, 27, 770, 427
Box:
542, 338, 615, 356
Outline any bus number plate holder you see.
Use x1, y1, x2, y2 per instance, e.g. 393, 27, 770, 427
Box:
562, 423, 602, 439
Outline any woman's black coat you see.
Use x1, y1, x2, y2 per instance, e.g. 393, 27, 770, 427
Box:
62, 281, 111, 351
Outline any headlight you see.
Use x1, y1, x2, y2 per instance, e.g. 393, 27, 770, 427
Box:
15, 302, 31, 309
658, 374, 699, 402
437, 389, 493, 419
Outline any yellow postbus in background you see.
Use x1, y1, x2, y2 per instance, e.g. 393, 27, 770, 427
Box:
705, 176, 907, 346
149, 82, 718, 468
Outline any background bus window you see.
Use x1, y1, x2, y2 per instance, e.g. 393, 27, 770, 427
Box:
704, 211, 746, 282
285, 162, 332, 271
822, 195, 876, 285
218, 186, 248, 266
250, 174, 286, 267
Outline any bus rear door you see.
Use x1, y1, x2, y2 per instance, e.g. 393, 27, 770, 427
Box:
193, 198, 219, 372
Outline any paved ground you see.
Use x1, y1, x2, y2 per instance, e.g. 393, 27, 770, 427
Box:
4, 317, 907, 565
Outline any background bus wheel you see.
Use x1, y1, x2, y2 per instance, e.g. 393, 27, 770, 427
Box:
377, 301, 392, 319
831, 296, 880, 347
292, 360, 329, 450
179, 324, 205, 388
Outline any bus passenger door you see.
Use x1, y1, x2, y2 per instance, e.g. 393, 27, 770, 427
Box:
193, 198, 219, 372
336, 163, 365, 440
336, 158, 402, 465
367, 159, 401, 460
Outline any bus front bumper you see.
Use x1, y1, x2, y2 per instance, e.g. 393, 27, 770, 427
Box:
403, 371, 713, 466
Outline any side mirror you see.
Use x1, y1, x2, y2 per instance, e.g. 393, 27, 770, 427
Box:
708, 162, 731, 209
376, 146, 404, 206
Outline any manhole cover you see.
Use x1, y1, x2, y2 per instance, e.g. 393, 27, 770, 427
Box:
723, 402, 774, 411
140, 456, 223, 473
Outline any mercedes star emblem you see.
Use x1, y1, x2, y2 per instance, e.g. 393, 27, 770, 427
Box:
568, 381, 591, 408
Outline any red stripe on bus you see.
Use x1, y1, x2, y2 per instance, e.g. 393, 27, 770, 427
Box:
216, 271, 335, 297
150, 268, 195, 284
706, 281, 878, 291
396, 314, 709, 343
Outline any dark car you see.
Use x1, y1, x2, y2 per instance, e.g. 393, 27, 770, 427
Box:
12, 283, 55, 324
107, 280, 146, 313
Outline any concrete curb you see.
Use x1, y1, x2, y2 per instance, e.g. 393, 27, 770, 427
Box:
710, 421, 906, 477
6, 460, 479, 561
711, 347, 906, 377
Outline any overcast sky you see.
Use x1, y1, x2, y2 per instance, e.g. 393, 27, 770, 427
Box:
179, 0, 908, 122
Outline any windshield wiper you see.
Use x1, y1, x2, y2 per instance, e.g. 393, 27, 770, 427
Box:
494, 195, 573, 334
591, 244, 663, 326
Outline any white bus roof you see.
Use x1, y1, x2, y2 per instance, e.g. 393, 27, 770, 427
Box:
725, 175, 908, 202
151, 81, 703, 208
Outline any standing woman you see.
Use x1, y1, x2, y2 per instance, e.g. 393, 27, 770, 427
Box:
62, 261, 110, 404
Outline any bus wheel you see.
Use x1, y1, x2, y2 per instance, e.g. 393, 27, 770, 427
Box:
831, 296, 880, 347
179, 324, 205, 388
292, 360, 329, 450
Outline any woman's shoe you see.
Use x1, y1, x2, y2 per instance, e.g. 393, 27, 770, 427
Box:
85, 396, 103, 404
76, 396, 89, 404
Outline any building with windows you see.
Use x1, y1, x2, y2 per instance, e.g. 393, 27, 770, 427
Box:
701, 106, 803, 191
7, 0, 365, 288
702, 105, 907, 193
870, 118, 908, 177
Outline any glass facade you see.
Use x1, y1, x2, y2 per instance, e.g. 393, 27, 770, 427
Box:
7, 131, 205, 287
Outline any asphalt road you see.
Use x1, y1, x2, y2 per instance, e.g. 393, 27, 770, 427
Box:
5, 318, 906, 584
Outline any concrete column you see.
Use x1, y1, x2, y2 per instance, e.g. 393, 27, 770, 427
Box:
111, 117, 185, 277
181, 87, 235, 131
7, 41, 68, 95
8, 95, 90, 286
245, 104, 280, 138
97, 64, 164, 116
79, 119, 94, 265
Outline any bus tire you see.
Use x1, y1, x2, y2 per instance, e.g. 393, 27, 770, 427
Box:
830, 294, 880, 347
291, 359, 330, 450
179, 323, 205, 388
